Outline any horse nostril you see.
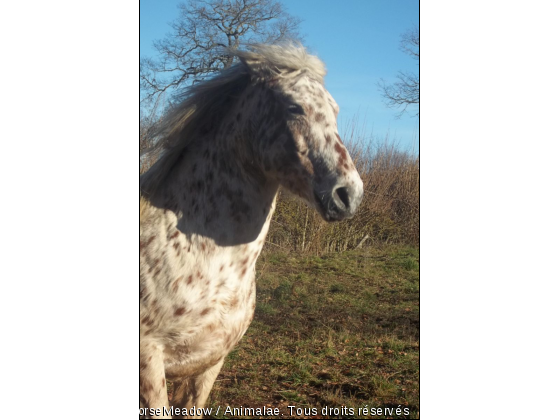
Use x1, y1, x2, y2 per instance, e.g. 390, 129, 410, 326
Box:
334, 187, 350, 209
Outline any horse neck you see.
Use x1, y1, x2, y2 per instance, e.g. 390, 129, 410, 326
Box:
151, 125, 279, 251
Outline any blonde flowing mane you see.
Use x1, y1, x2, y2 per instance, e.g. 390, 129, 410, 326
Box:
140, 44, 326, 195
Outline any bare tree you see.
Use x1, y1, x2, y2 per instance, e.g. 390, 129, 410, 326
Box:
379, 27, 419, 118
141, 0, 303, 104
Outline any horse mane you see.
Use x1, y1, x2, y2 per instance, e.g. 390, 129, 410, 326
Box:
140, 44, 326, 195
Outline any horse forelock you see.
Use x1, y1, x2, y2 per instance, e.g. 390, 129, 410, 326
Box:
233, 43, 327, 83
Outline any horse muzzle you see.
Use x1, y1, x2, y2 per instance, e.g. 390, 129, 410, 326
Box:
313, 181, 363, 222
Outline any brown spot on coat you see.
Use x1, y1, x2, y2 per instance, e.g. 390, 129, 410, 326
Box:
140, 235, 156, 250
172, 277, 182, 292
334, 142, 347, 159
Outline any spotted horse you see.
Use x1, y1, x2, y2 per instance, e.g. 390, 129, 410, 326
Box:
140, 44, 363, 418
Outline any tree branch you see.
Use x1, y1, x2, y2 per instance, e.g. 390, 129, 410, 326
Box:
140, 0, 303, 105
378, 26, 419, 118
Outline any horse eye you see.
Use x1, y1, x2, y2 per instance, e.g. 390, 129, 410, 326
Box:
288, 104, 304, 115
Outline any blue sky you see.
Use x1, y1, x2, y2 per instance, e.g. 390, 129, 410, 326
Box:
140, 0, 419, 150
